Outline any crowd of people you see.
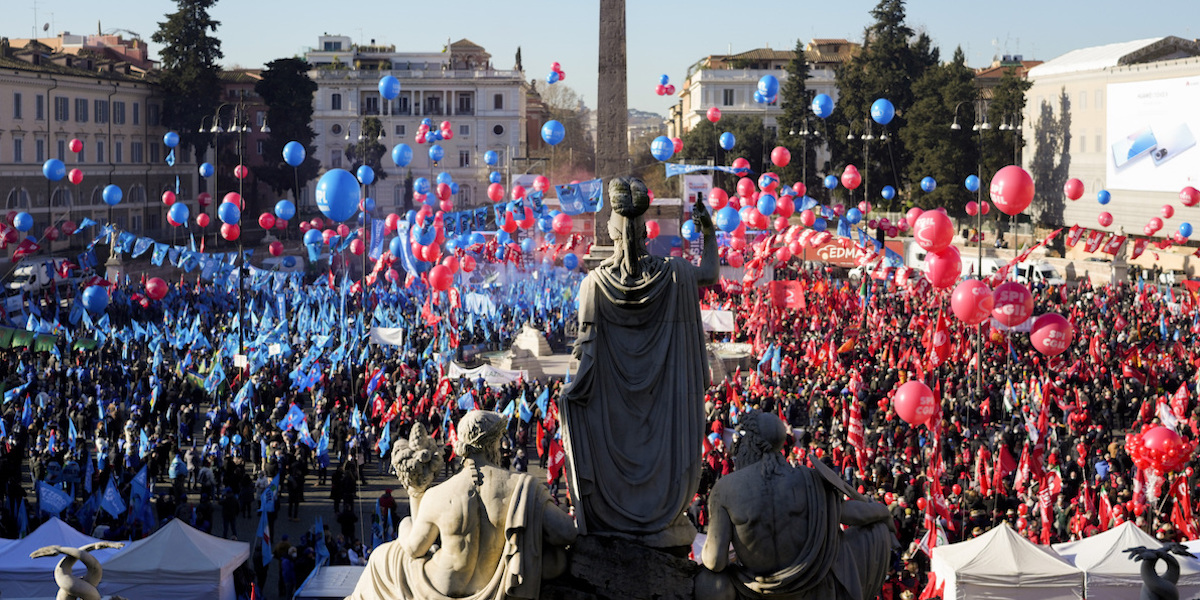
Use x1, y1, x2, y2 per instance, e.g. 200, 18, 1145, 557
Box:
1, 241, 1198, 599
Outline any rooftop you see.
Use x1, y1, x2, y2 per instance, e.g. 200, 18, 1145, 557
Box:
1028, 36, 1200, 78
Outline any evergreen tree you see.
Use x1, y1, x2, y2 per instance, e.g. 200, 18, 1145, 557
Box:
901, 47, 978, 212
981, 68, 1032, 180
254, 57, 321, 200
151, 0, 223, 166
678, 115, 775, 197
1029, 89, 1071, 227
344, 117, 388, 181
776, 39, 818, 192
828, 0, 938, 210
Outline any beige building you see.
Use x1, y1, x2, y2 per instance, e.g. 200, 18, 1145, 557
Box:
1023, 36, 1200, 236
0, 38, 190, 262
305, 36, 527, 214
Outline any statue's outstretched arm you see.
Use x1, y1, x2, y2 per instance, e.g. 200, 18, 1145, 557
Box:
840, 500, 895, 533
693, 200, 719, 287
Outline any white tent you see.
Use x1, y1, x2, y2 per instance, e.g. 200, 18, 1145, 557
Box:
0, 517, 124, 598
930, 522, 1084, 600
1054, 522, 1200, 600
99, 519, 249, 600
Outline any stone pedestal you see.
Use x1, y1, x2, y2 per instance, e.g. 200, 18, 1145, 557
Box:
543, 535, 697, 600
104, 254, 124, 285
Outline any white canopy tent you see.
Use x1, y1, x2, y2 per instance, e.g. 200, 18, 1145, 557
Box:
0, 517, 124, 598
99, 519, 249, 600
930, 522, 1084, 600
1055, 522, 1200, 600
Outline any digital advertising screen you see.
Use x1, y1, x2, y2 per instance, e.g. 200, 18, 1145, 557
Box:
1106, 74, 1200, 193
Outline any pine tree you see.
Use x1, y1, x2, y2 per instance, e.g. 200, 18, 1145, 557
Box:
678, 115, 775, 196
776, 39, 817, 192
901, 47, 978, 212
1029, 89, 1071, 227
344, 117, 388, 181
254, 57, 320, 198
151, 0, 223, 166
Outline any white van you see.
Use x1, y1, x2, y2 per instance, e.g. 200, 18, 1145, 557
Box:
980, 258, 1066, 286
5, 259, 79, 292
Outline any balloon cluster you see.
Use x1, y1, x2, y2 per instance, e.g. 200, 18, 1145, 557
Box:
415, 118, 454, 145
754, 75, 778, 105
654, 73, 675, 96
547, 62, 566, 85
1125, 425, 1196, 474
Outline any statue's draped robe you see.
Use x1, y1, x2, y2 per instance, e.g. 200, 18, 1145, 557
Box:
560, 256, 708, 538
347, 474, 547, 600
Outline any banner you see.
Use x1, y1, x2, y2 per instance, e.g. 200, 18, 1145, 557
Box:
700, 309, 735, 332
769, 281, 805, 309
1084, 230, 1110, 253
554, 178, 604, 215
664, 163, 752, 178
1102, 235, 1127, 256
368, 327, 405, 346
1066, 224, 1084, 248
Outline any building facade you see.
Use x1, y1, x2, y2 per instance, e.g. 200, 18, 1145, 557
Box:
305, 36, 527, 215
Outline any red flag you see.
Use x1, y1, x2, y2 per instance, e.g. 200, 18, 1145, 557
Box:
0, 223, 13, 249
11, 237, 40, 262
848, 399, 865, 473
547, 437, 566, 483
1083, 230, 1109, 253
1098, 491, 1113, 531
1014, 445, 1031, 493
1131, 237, 1150, 259
1171, 477, 1198, 538
927, 311, 951, 368
1038, 476, 1054, 544
769, 280, 804, 309
1065, 224, 1085, 248
1173, 384, 1190, 419
1102, 235, 1127, 256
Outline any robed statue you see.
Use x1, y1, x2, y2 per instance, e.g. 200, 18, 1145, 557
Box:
559, 176, 719, 547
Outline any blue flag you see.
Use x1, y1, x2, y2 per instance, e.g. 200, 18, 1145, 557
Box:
3, 381, 30, 404
278, 404, 307, 431
67, 419, 78, 450
256, 506, 273, 567
535, 387, 550, 416
518, 396, 533, 423
17, 498, 28, 536
232, 381, 255, 415
457, 391, 475, 411
101, 476, 127, 518
37, 481, 72, 516
377, 423, 391, 457
313, 516, 330, 566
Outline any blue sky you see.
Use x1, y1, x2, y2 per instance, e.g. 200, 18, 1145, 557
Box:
17, 0, 1197, 113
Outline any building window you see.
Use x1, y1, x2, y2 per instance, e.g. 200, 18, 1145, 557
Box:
78, 144, 86, 163
36, 94, 44, 120
331, 93, 342, 111
459, 124, 469, 136
1078, 130, 1086, 153
256, 111, 265, 127
1094, 90, 1103, 110
459, 150, 470, 167
363, 96, 380, 115
323, 40, 342, 51
6, 188, 30, 209
57, 139, 66, 160
147, 213, 160, 232
13, 139, 23, 163
131, 141, 144, 163
459, 185, 470, 205
113, 101, 126, 124
94, 100, 109, 124
257, 140, 265, 155
149, 144, 159, 164
13, 92, 22, 119
331, 149, 342, 168
51, 187, 72, 208
96, 140, 105, 164
54, 97, 69, 121
722, 89, 735, 106
115, 141, 123, 163
493, 93, 503, 110
36, 139, 45, 163
425, 96, 442, 115
1095, 133, 1102, 154
75, 98, 89, 123
457, 94, 473, 115
395, 124, 406, 136
148, 104, 160, 126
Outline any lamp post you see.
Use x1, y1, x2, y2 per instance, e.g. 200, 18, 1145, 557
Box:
950, 95, 989, 416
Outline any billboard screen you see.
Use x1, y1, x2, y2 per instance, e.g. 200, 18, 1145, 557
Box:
1106, 75, 1200, 192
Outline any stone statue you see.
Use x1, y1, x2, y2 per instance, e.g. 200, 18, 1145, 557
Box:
348, 411, 577, 600
696, 411, 897, 600
1125, 543, 1197, 600
559, 176, 718, 548
30, 541, 125, 600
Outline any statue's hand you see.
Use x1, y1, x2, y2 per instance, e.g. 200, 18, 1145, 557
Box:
693, 200, 715, 236
30, 546, 62, 559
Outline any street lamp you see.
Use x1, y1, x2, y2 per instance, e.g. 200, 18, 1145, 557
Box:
949, 93, 988, 414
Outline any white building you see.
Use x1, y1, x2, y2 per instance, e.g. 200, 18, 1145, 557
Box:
1022, 36, 1200, 236
305, 36, 527, 214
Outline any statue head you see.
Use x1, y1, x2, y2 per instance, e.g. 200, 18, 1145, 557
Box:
733, 410, 789, 472
454, 410, 506, 465
606, 176, 651, 278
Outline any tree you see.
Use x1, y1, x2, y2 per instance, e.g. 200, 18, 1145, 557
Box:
981, 68, 1032, 181
531, 81, 596, 182
678, 115, 775, 196
151, 0, 223, 167
775, 39, 818, 192
629, 130, 672, 199
901, 47, 978, 212
254, 57, 321, 202
344, 116, 388, 182
1029, 89, 1071, 227
828, 0, 938, 211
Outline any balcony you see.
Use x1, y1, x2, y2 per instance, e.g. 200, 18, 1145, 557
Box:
310, 68, 522, 81
455, 107, 475, 116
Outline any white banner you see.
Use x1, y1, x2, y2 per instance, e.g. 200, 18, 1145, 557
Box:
368, 327, 406, 346
990, 317, 1033, 333
701, 310, 735, 332
447, 363, 528, 387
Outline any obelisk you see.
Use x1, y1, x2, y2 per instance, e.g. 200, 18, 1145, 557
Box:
585, 0, 629, 265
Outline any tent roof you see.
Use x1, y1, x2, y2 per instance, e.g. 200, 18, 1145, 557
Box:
1054, 522, 1200, 574
101, 519, 249, 574
0, 517, 122, 572
932, 523, 1082, 587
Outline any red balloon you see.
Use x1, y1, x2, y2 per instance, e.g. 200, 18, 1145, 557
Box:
1149, 217, 1164, 232
728, 236, 746, 252
708, 188, 728, 211
1016, 517, 1028, 531
442, 255, 460, 274
145, 277, 168, 301
461, 256, 476, 272
349, 238, 364, 255
196, 213, 211, 228
384, 213, 401, 233
951, 279, 995, 325
221, 223, 240, 241
672, 137, 683, 153
775, 195, 794, 218
1162, 204, 1175, 219
269, 241, 283, 257
916, 497, 928, 511
234, 164, 249, 180
792, 182, 807, 197
162, 191, 176, 206
980, 201, 990, 215
436, 182, 452, 201
894, 381, 936, 426
774, 216, 789, 232
552, 213, 573, 236
298, 221, 312, 233
323, 229, 336, 244
645, 220, 660, 240
69, 138, 83, 153
727, 251, 744, 268
68, 168, 84, 185
1030, 313, 1074, 356
429, 265, 453, 291
925, 246, 961, 289
259, 213, 276, 229
311, 217, 324, 230
992, 281, 1034, 327
736, 177, 756, 199
487, 183, 505, 203
731, 157, 751, 173
501, 212, 518, 234
61, 220, 76, 235
989, 165, 1035, 216
42, 226, 60, 241
800, 210, 816, 228
655, 83, 666, 96
223, 192, 243, 209
775, 246, 792, 262
905, 207, 924, 229
965, 201, 979, 216
511, 185, 526, 200
771, 146, 791, 168
1098, 212, 1113, 227
840, 166, 862, 190
951, 484, 962, 496
1181, 186, 1200, 207
706, 107, 721, 123
912, 210, 954, 253
336, 223, 350, 237
1064, 178, 1084, 201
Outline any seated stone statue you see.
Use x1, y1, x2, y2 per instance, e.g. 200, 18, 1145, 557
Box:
696, 411, 897, 600
349, 412, 577, 600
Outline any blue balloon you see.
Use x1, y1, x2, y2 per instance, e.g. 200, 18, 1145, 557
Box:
81, 286, 108, 314
218, 202, 241, 225
391, 143, 413, 167
520, 238, 535, 254
450, 182, 459, 195
274, 199, 296, 220
489, 171, 502, 184
715, 206, 741, 233
363, 197, 376, 213
414, 177, 431, 195
811, 93, 834, 119
846, 207, 863, 224
304, 229, 323, 246
417, 224, 436, 246
469, 232, 486, 248
356, 165, 375, 185
1097, 190, 1111, 205
430, 130, 443, 141
280, 256, 296, 268
163, 131, 180, 148
562, 253, 579, 270
541, 120, 565, 146
378, 75, 401, 100
42, 159, 65, 181
758, 74, 780, 98
484, 150, 499, 166
389, 236, 404, 256
824, 175, 839, 190
315, 168, 361, 222
719, 132, 736, 151
422, 118, 434, 128
650, 135, 675, 161
232, 434, 243, 445
199, 162, 214, 178
964, 174, 980, 192
757, 194, 776, 216
428, 144, 445, 163
405, 210, 417, 225
102, 184, 123, 206
870, 98, 895, 125
168, 202, 189, 224
920, 177, 937, 193
659, 74, 670, 86
436, 172, 454, 186
681, 219, 699, 241
283, 141, 306, 167
546, 71, 560, 84
812, 217, 827, 232
753, 90, 767, 104
220, 435, 229, 447
1182, 223, 1194, 238
12, 212, 33, 232
881, 185, 896, 200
